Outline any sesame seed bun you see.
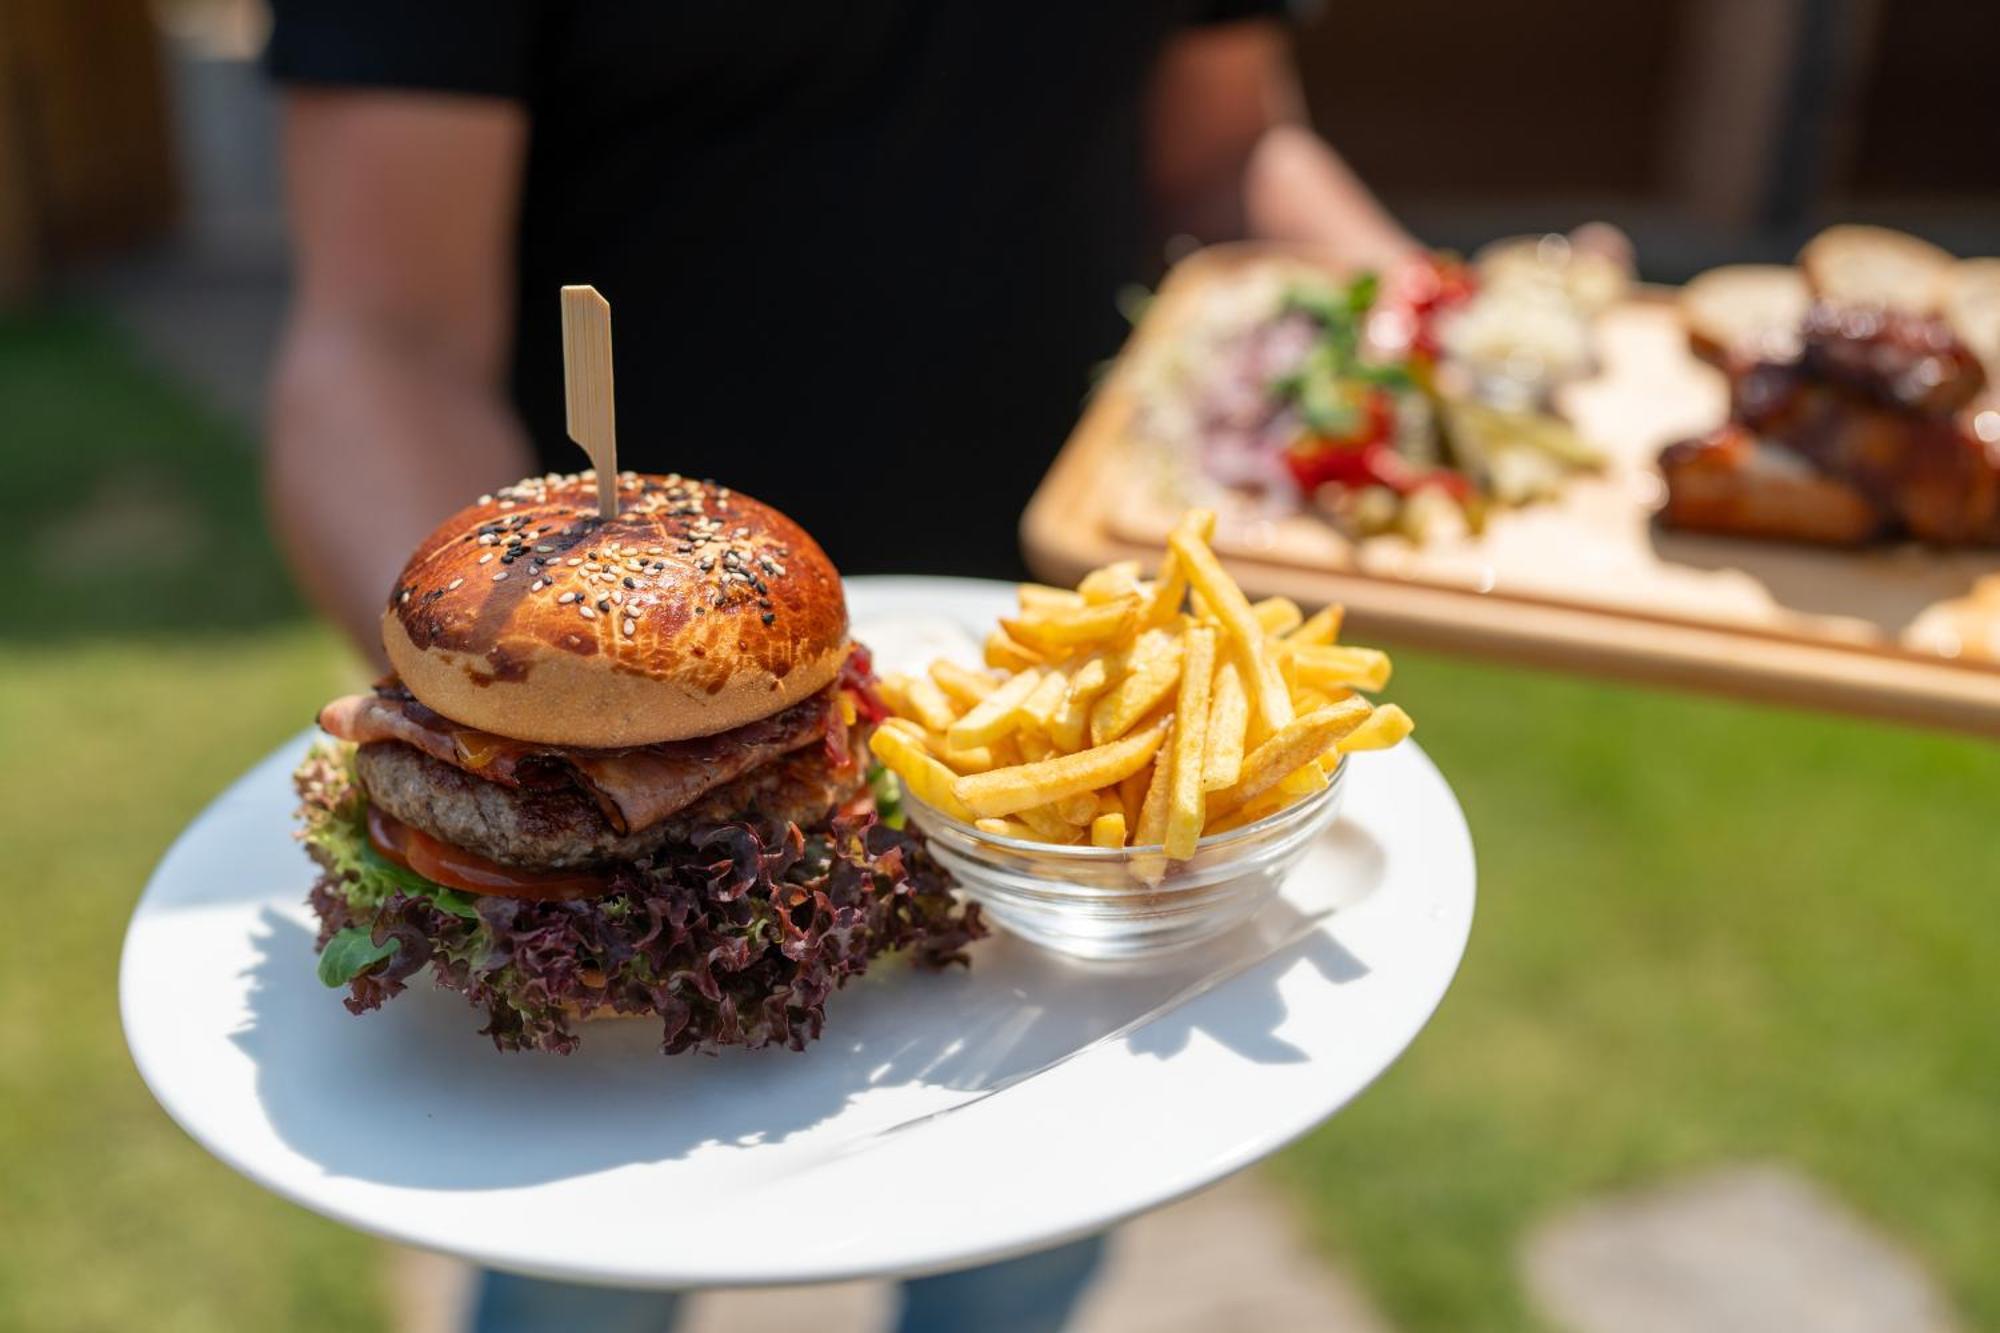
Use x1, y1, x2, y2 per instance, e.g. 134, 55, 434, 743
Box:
381, 473, 848, 748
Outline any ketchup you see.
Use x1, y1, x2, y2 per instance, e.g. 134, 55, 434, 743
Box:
367, 805, 612, 902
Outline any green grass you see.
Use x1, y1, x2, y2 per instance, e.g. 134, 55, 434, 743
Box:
0, 313, 385, 1332
1278, 654, 2000, 1330
3, 310, 1996, 1330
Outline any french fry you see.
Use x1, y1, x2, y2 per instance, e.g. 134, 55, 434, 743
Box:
929, 659, 997, 708
1204, 792, 1288, 836
1090, 811, 1127, 847
1053, 791, 1099, 825
984, 627, 1043, 672
877, 673, 916, 719
936, 737, 1000, 773
976, 816, 1038, 839
1337, 702, 1414, 751
1274, 761, 1329, 801
868, 727, 974, 821
1291, 686, 1339, 713
879, 715, 927, 740
1201, 657, 1248, 791
948, 667, 1043, 748
1164, 626, 1217, 859
1015, 802, 1087, 843
1021, 666, 1072, 729
1287, 604, 1344, 646
1292, 644, 1392, 693
953, 717, 1170, 818
1133, 722, 1175, 846
1207, 699, 1371, 818
1117, 763, 1152, 828
1015, 731, 1055, 761
1168, 525, 1294, 737
1089, 628, 1183, 744
1143, 509, 1216, 627
1018, 583, 1086, 613
1078, 560, 1143, 604
1252, 597, 1303, 637
1003, 596, 1138, 655
902, 674, 960, 733
1048, 651, 1114, 751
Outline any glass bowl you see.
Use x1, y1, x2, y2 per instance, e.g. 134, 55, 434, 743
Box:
902, 758, 1346, 961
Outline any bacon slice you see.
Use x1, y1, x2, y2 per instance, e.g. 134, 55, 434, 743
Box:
318, 685, 836, 835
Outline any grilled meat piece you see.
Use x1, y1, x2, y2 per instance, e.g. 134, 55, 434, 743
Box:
1798, 303, 1987, 416
1732, 369, 2000, 544
1659, 425, 1884, 545
354, 734, 868, 871
1665, 299, 2000, 546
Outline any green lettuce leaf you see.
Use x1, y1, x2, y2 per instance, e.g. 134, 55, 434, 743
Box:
316, 926, 399, 987
294, 741, 479, 918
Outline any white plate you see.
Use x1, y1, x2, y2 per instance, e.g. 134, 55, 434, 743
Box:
120, 577, 1475, 1289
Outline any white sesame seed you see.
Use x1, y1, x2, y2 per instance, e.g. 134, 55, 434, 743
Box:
478, 552, 494, 564
399, 590, 411, 603
478, 493, 493, 505
492, 571, 508, 581
447, 577, 464, 590
531, 579, 546, 591
622, 619, 636, 636
568, 558, 583, 566
558, 592, 578, 604
610, 591, 623, 605
579, 606, 596, 619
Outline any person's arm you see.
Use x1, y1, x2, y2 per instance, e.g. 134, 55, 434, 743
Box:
267, 89, 534, 662
1146, 20, 1417, 271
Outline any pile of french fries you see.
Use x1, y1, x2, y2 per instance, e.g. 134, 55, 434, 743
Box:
868, 511, 1413, 868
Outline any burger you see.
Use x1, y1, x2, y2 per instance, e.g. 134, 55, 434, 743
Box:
295, 471, 983, 1054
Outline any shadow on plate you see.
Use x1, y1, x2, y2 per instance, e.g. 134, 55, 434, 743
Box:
226, 819, 1385, 1192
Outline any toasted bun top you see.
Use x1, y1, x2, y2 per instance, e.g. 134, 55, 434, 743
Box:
1798, 225, 1954, 313
381, 473, 848, 747
1681, 264, 1811, 367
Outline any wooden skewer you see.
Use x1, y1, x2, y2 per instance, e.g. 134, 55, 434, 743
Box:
560, 284, 618, 520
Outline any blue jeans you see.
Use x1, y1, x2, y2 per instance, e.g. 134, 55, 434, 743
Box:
470, 1234, 1108, 1333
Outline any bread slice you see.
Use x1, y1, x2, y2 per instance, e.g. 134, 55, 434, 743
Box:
1941, 257, 2000, 378
1798, 224, 1954, 312
1680, 264, 1810, 367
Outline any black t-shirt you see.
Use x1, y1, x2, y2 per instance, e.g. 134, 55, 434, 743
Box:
267, 1, 1284, 576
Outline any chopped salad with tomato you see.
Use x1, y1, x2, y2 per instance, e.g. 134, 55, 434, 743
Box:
1143, 250, 1605, 540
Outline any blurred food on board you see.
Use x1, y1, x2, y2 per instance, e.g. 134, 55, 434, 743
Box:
1661, 225, 2000, 547
1127, 231, 1628, 543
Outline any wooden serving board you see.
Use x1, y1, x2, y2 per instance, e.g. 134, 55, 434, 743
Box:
1022, 245, 2000, 737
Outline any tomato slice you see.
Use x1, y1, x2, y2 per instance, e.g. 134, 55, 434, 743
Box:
367, 805, 613, 902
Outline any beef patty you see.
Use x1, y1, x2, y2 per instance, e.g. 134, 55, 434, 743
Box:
354, 734, 868, 872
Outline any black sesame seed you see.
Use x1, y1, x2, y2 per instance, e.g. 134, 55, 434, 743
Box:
761, 612, 775, 625
623, 576, 635, 588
